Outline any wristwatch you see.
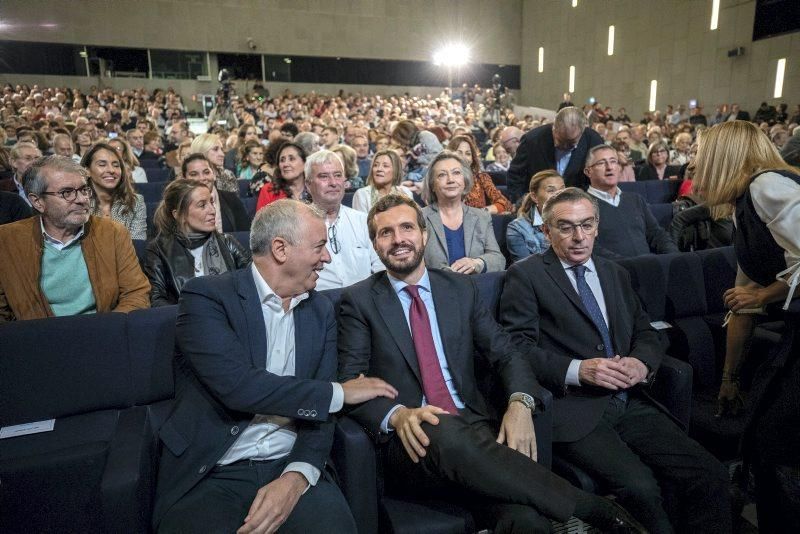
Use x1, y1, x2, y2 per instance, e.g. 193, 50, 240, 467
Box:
509, 392, 535, 410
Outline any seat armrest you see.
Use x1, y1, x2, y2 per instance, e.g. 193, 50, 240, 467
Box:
100, 406, 158, 534
332, 416, 379, 534
651, 355, 693, 429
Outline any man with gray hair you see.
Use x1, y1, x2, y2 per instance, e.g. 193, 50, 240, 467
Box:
293, 131, 321, 157
153, 198, 398, 533
304, 149, 384, 291
507, 106, 604, 201
51, 133, 80, 162
0, 155, 150, 322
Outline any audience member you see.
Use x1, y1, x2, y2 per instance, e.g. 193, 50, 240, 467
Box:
181, 154, 249, 232
82, 142, 146, 240
636, 141, 681, 181
507, 106, 604, 200
486, 141, 511, 172
126, 128, 145, 157
190, 133, 238, 193
391, 119, 443, 187
499, 187, 732, 534
0, 155, 150, 322
585, 145, 679, 258
108, 137, 148, 183
52, 133, 80, 163
144, 179, 251, 306
330, 143, 364, 190
256, 142, 310, 210
506, 170, 565, 262
668, 132, 692, 166
152, 198, 397, 533
337, 193, 647, 533
294, 131, 321, 157
726, 103, 750, 122
0, 189, 31, 225
304, 150, 383, 291
224, 124, 259, 172
498, 126, 523, 159
73, 126, 94, 159
320, 126, 339, 150
420, 151, 505, 273
236, 140, 264, 181
448, 135, 512, 214
350, 134, 372, 183
1, 142, 41, 205
352, 149, 412, 213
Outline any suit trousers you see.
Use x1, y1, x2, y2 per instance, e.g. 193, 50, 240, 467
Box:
554, 396, 731, 534
157, 458, 356, 534
383, 414, 579, 533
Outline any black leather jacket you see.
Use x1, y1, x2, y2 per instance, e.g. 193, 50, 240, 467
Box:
143, 232, 252, 307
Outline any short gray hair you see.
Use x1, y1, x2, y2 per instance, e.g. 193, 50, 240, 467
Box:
22, 155, 87, 197
541, 187, 599, 226
421, 150, 474, 205
304, 149, 344, 184
585, 144, 617, 167
294, 131, 320, 155
250, 199, 323, 256
554, 106, 588, 133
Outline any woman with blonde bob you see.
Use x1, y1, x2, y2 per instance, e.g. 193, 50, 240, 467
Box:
693, 120, 800, 531
505, 170, 565, 262
190, 133, 238, 193
144, 179, 250, 306
351, 149, 412, 213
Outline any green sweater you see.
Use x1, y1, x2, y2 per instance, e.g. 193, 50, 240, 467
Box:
40, 240, 96, 316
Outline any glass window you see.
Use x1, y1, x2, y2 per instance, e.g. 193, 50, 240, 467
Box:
216, 53, 262, 80
0, 41, 86, 76
86, 46, 148, 78
150, 50, 208, 79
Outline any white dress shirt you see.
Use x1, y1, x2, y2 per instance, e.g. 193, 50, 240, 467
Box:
587, 186, 621, 207
315, 205, 385, 291
557, 258, 611, 386
217, 264, 344, 487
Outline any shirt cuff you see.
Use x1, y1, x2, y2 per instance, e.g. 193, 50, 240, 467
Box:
329, 383, 344, 413
566, 359, 582, 386
380, 404, 405, 433
282, 462, 321, 493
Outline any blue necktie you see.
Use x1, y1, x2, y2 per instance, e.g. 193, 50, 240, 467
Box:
573, 264, 627, 400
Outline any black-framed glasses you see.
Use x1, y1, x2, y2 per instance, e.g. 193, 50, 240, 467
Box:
328, 224, 340, 254
38, 186, 94, 202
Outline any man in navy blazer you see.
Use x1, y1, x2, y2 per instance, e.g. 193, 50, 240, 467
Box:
499, 188, 731, 534
506, 107, 604, 201
153, 199, 397, 533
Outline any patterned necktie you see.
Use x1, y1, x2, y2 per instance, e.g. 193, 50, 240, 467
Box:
572, 264, 614, 357
403, 285, 459, 414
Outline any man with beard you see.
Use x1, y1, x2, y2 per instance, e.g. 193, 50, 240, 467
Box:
336, 194, 646, 533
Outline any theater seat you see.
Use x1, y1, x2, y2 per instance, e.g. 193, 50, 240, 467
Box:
145, 168, 171, 183
135, 181, 168, 203
491, 213, 514, 266
230, 231, 251, 254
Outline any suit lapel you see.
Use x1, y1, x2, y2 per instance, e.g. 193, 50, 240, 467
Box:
462, 206, 477, 255
429, 271, 463, 389
236, 269, 268, 368
542, 249, 594, 324
293, 298, 313, 378
372, 275, 422, 383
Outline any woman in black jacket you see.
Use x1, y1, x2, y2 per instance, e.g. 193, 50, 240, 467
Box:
181, 153, 250, 232
144, 179, 251, 306
635, 140, 681, 181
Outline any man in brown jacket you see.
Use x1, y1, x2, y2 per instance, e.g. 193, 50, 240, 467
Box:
0, 155, 150, 322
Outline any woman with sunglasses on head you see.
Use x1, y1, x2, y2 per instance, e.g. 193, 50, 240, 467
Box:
81, 142, 146, 239
144, 179, 250, 307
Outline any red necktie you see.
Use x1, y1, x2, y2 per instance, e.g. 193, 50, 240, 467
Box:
403, 285, 459, 414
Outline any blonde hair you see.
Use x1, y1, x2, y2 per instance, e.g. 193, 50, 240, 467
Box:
190, 133, 222, 160
517, 170, 564, 220
693, 121, 799, 207
330, 144, 359, 180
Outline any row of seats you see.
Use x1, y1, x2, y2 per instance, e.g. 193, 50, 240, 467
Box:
4, 248, 742, 533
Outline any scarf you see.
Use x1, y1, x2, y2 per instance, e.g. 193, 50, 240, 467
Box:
178, 232, 228, 276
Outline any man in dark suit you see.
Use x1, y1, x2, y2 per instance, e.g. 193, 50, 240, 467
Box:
338, 194, 646, 533
153, 199, 397, 533
507, 107, 603, 201
499, 188, 732, 534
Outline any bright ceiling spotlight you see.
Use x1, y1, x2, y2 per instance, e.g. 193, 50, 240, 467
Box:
432, 43, 470, 67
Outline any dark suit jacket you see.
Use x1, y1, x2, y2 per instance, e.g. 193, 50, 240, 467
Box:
152, 268, 338, 527
337, 269, 543, 439
507, 125, 604, 201
499, 249, 663, 443
218, 189, 251, 232
0, 190, 31, 225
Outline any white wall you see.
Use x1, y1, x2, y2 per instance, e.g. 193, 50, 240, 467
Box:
519, 0, 799, 114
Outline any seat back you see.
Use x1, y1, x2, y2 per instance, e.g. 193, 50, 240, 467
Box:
135, 182, 168, 203
491, 213, 514, 265
127, 307, 178, 406
649, 202, 673, 228
145, 168, 171, 183
230, 231, 251, 254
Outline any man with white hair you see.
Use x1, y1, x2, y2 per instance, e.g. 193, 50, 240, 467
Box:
304, 150, 384, 291
507, 107, 604, 201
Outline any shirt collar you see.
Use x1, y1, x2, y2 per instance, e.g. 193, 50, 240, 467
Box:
40, 217, 85, 248
587, 186, 621, 204
387, 268, 431, 297
532, 208, 543, 226
250, 263, 309, 311
559, 256, 597, 274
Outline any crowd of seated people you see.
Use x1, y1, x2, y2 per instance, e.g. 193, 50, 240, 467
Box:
1, 80, 799, 532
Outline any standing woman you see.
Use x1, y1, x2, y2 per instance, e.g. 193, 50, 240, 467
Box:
351, 149, 412, 213
420, 151, 505, 274
255, 142, 309, 211
448, 135, 512, 214
144, 179, 250, 306
506, 170, 565, 262
82, 142, 146, 239
190, 133, 238, 193
694, 120, 800, 532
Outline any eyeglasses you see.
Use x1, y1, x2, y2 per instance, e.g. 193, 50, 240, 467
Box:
38, 186, 94, 202
552, 218, 598, 237
588, 158, 619, 169
328, 224, 340, 254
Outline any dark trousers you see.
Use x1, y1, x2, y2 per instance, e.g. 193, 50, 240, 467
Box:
158, 458, 356, 534
384, 414, 579, 534
555, 396, 731, 534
